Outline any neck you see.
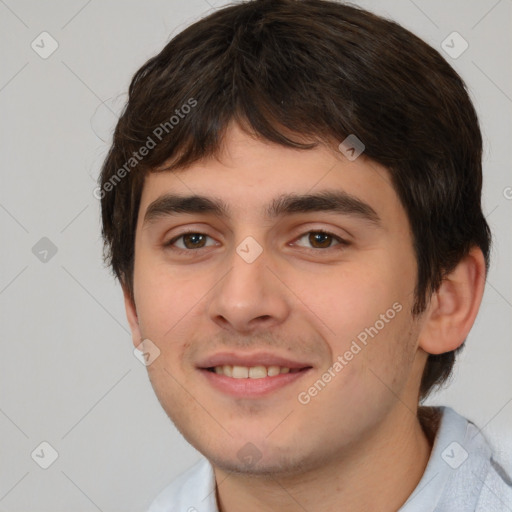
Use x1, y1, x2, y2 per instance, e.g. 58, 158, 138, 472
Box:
214, 405, 434, 512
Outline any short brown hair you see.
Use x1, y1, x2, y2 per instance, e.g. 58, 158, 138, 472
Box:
98, 0, 491, 401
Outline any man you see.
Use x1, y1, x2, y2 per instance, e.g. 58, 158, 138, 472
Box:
98, 0, 511, 510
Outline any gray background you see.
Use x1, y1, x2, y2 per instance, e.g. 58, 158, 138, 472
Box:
0, 0, 511, 510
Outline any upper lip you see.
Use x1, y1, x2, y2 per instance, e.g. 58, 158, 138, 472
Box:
197, 352, 313, 370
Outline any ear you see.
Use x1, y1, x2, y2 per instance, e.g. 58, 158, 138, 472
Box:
418, 246, 486, 355
122, 282, 143, 349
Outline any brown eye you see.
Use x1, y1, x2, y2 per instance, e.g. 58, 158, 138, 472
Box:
309, 232, 333, 248
166, 232, 216, 251
294, 230, 348, 251
181, 233, 207, 249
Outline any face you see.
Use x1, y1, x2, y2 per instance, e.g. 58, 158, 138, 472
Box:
125, 122, 427, 477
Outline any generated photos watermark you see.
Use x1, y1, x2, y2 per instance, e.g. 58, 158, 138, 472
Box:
93, 98, 197, 199
298, 301, 403, 405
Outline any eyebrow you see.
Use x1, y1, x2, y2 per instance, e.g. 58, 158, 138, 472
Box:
142, 190, 381, 227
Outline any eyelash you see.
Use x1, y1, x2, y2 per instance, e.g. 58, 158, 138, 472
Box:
164, 229, 349, 255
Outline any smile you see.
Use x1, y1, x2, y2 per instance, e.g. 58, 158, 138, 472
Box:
200, 366, 311, 397
208, 365, 303, 378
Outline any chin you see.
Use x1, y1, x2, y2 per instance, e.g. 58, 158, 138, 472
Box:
198, 439, 321, 479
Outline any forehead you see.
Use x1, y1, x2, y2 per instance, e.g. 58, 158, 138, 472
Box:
137, 124, 402, 228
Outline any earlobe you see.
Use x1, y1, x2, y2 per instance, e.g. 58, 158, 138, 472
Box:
418, 247, 486, 355
122, 283, 143, 348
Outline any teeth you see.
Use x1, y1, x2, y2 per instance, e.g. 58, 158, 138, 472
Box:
232, 366, 249, 378
267, 365, 280, 377
212, 365, 297, 378
248, 366, 267, 379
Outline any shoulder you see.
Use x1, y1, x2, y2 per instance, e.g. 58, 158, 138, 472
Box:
405, 406, 512, 511
438, 407, 512, 511
147, 457, 218, 512
475, 455, 512, 511
462, 409, 512, 511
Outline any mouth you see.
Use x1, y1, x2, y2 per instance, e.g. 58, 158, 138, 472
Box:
206, 364, 305, 378
197, 353, 313, 397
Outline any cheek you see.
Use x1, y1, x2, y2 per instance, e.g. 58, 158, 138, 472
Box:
303, 254, 417, 382
134, 254, 204, 338
302, 259, 404, 334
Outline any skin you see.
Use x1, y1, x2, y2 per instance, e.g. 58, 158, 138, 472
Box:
123, 121, 486, 511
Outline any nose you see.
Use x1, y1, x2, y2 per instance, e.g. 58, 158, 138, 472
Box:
207, 243, 291, 334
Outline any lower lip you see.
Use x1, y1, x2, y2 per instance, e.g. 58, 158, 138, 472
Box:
199, 368, 311, 398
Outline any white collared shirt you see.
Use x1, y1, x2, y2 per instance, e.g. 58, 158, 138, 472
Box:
147, 407, 512, 511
